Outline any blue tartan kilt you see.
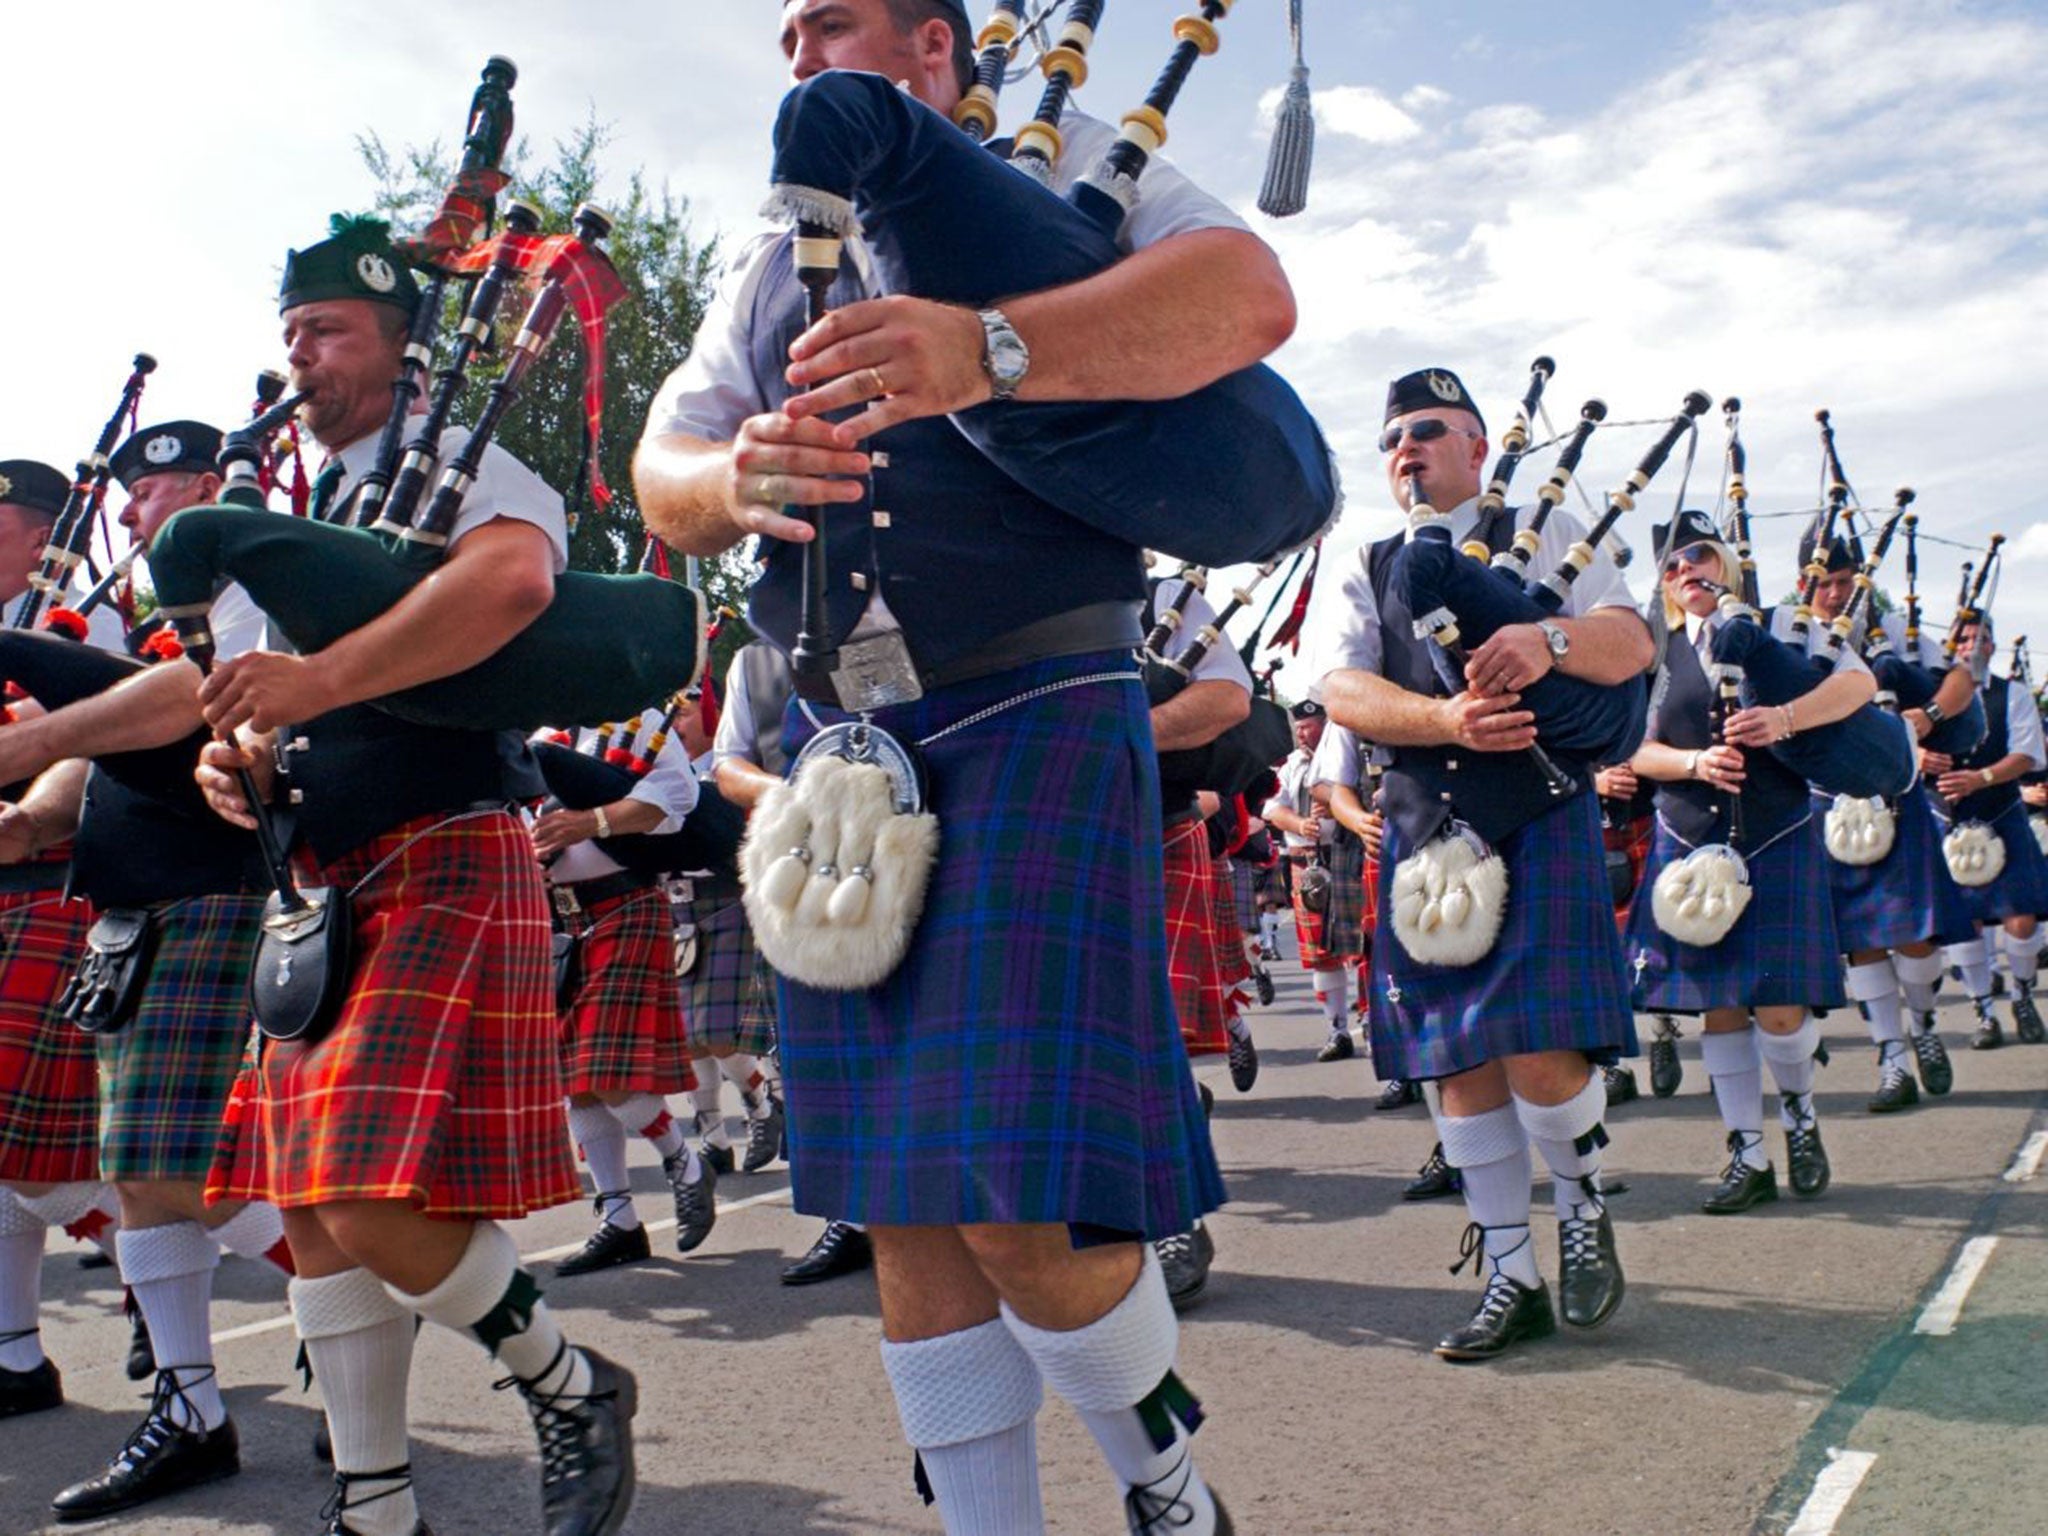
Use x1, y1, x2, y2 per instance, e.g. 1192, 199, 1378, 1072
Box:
776, 650, 1224, 1242
1628, 812, 1846, 1012
1368, 792, 1636, 1081
99, 893, 264, 1182
1933, 800, 2048, 925
1823, 788, 1979, 951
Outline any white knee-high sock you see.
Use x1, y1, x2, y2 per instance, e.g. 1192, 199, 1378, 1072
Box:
1002, 1250, 1217, 1536
566, 1102, 639, 1231
1947, 934, 1994, 1002
0, 1192, 46, 1371
1896, 948, 1945, 1019
18, 1181, 118, 1258
1313, 966, 1347, 1026
1513, 1072, 1609, 1220
396, 1222, 591, 1402
292, 1267, 419, 1536
1437, 1103, 1539, 1286
118, 1222, 226, 1430
1700, 1028, 1768, 1168
882, 1319, 1045, 1535
688, 1069, 732, 1148
2007, 927, 2044, 988
1847, 957, 1905, 1046
210, 1202, 295, 1276
1758, 1014, 1823, 1129
609, 1092, 686, 1159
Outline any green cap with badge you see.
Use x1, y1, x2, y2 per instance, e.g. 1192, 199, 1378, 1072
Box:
278, 213, 421, 317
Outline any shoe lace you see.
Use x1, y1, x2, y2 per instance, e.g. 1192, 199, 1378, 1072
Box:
1122, 1449, 1201, 1533
1719, 1129, 1766, 1185
1450, 1221, 1532, 1287
1877, 1041, 1911, 1086
1466, 1269, 1527, 1330
1782, 1092, 1818, 1135
1417, 1144, 1449, 1179
1155, 1231, 1195, 1269
1559, 1214, 1601, 1268
1786, 1122, 1823, 1163
669, 1159, 713, 1223
111, 1367, 214, 1469
590, 1188, 632, 1225
318, 1463, 414, 1531
493, 1344, 617, 1493
1654, 1014, 1683, 1044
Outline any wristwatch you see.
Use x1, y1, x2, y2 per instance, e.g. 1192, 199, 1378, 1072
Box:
976, 307, 1030, 402
1538, 620, 1571, 666
1924, 700, 1949, 726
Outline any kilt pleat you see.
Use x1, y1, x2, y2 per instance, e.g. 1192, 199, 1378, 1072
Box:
1293, 833, 1367, 966
777, 651, 1225, 1241
681, 873, 780, 1058
1371, 794, 1637, 1080
1931, 800, 2048, 926
1226, 857, 1258, 933
557, 884, 696, 1096
0, 889, 99, 1183
206, 811, 580, 1219
1164, 820, 1231, 1057
99, 893, 264, 1182
1825, 788, 1979, 951
1627, 813, 1846, 1012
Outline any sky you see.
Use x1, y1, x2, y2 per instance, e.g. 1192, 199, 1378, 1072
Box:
5, 0, 2045, 676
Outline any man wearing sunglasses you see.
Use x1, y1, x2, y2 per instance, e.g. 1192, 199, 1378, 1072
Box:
1306, 368, 1653, 1362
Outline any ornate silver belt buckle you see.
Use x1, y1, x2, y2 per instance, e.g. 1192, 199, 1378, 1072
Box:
831, 629, 923, 713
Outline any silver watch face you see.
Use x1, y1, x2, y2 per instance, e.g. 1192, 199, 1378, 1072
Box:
1543, 622, 1570, 657
987, 331, 1029, 387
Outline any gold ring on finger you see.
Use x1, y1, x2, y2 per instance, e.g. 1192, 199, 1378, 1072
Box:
864, 366, 889, 397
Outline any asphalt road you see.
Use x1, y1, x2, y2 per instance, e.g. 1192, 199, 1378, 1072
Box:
4, 944, 2044, 1535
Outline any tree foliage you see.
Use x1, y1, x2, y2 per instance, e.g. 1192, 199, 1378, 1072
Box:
357, 117, 758, 685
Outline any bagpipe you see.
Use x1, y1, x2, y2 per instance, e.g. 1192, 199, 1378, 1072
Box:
532, 704, 746, 879
1859, 512, 1987, 756
1143, 564, 1294, 805
145, 61, 705, 733
761, 1, 1338, 623
12, 354, 154, 633
1397, 388, 1701, 785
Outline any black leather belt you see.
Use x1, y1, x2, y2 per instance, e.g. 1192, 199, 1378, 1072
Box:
794, 600, 1143, 708
0, 861, 71, 896
548, 868, 651, 923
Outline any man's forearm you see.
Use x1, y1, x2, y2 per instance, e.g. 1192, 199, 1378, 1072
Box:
20, 758, 91, 845
1558, 609, 1654, 685
634, 435, 750, 557
5, 660, 206, 776
1323, 668, 1451, 747
1934, 664, 1975, 719
1004, 229, 1295, 402
714, 757, 782, 810
1150, 680, 1251, 752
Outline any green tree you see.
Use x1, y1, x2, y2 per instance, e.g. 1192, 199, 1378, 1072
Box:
358, 116, 759, 686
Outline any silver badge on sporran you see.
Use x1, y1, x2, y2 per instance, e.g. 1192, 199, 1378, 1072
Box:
741, 719, 939, 990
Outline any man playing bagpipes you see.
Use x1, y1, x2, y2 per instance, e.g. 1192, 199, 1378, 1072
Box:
0, 424, 308, 1520
192, 218, 635, 1536
1778, 531, 1973, 1109
632, 2, 1326, 1528
1307, 368, 1652, 1363
1930, 615, 2048, 1050
535, 709, 720, 1278
710, 638, 868, 1288
0, 458, 126, 1422
1263, 701, 1366, 1063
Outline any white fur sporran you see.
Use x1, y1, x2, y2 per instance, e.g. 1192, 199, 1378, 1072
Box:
1651, 843, 1753, 947
1942, 820, 2006, 888
1389, 822, 1508, 968
1824, 794, 1896, 867
741, 724, 940, 990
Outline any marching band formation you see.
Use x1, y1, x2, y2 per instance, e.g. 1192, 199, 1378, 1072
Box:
0, 4, 2039, 1534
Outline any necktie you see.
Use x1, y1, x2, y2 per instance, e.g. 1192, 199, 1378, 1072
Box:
307, 458, 348, 524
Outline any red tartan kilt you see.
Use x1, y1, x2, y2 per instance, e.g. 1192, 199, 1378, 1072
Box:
207, 811, 580, 1219
1206, 846, 1251, 990
1164, 820, 1233, 1055
1603, 813, 1654, 926
558, 884, 696, 1096
0, 885, 100, 1183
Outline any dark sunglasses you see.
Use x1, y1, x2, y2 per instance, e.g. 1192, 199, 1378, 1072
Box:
1662, 541, 1717, 574
1379, 418, 1479, 454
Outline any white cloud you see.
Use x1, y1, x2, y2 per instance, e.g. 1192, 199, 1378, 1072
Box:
1401, 84, 1453, 113
1313, 86, 1422, 144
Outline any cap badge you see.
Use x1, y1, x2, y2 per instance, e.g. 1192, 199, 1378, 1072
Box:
143, 434, 182, 465
355, 252, 398, 293
0, 474, 11, 501
1427, 371, 1462, 404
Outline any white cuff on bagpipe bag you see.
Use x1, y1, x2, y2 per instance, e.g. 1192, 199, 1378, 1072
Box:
1824, 794, 1896, 867
1943, 820, 2006, 888
741, 732, 939, 991
1390, 821, 1508, 969
1651, 842, 1753, 948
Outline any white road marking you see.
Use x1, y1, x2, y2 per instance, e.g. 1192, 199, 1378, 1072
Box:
1785, 1448, 1878, 1536
2002, 1130, 2048, 1183
208, 1184, 795, 1346
1913, 1235, 1999, 1336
